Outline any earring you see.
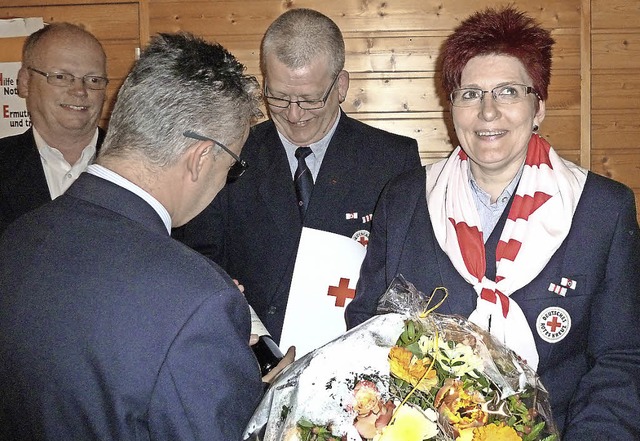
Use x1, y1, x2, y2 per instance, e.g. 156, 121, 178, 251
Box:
533, 124, 539, 133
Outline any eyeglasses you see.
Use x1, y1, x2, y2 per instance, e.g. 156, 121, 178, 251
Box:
28, 67, 109, 91
264, 72, 340, 110
450, 83, 540, 107
183, 130, 248, 180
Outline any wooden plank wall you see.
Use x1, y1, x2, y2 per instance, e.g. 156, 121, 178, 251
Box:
1, 0, 639, 219
590, 0, 640, 215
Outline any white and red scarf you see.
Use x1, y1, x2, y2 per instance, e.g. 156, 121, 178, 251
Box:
425, 134, 587, 370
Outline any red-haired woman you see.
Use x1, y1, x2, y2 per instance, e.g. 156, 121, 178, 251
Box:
347, 6, 640, 439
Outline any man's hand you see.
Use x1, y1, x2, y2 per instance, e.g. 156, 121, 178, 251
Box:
249, 333, 296, 383
262, 345, 295, 383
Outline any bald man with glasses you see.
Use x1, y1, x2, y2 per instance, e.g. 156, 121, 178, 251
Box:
0, 22, 108, 235
174, 8, 421, 346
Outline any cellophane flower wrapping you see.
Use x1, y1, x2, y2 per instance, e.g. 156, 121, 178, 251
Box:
244, 275, 560, 441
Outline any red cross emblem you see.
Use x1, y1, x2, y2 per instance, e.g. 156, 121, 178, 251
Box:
546, 316, 561, 332
351, 229, 369, 247
327, 278, 356, 307
536, 306, 571, 343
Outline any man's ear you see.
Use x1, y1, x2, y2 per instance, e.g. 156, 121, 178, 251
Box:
186, 140, 212, 182
337, 70, 350, 103
17, 67, 30, 98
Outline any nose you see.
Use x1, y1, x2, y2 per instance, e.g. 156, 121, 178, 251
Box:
285, 102, 306, 122
478, 93, 500, 121
68, 77, 89, 96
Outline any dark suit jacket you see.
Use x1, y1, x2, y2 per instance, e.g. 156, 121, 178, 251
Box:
346, 166, 640, 439
0, 173, 263, 440
174, 113, 421, 342
0, 127, 106, 234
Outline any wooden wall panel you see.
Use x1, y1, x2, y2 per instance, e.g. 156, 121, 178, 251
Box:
0, 4, 139, 41
149, 0, 581, 36
592, 112, 640, 150
592, 34, 640, 70
591, 0, 640, 216
0, 37, 24, 61
592, 0, 640, 29
592, 151, 640, 189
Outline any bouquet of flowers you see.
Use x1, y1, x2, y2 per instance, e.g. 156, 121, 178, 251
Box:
244, 276, 559, 441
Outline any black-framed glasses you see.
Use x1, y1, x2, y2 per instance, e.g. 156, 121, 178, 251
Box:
450, 83, 540, 107
183, 130, 248, 180
28, 67, 109, 91
264, 72, 340, 110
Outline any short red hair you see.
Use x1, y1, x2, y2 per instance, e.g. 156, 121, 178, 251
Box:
441, 6, 555, 101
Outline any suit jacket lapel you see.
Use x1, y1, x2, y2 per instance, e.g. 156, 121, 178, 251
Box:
256, 126, 302, 240
8, 127, 107, 220
305, 115, 358, 222
12, 130, 52, 215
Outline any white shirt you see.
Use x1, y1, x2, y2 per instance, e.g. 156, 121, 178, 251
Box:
469, 162, 524, 242
279, 111, 341, 181
86, 164, 172, 234
34, 127, 98, 199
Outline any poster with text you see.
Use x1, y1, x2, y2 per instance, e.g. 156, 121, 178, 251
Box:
1, 18, 44, 138
1, 62, 30, 137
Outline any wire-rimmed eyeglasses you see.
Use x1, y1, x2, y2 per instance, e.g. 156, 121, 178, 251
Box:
183, 130, 248, 180
450, 83, 541, 107
263, 72, 340, 110
28, 67, 109, 91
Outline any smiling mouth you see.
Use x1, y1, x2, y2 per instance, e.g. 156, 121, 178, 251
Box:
61, 104, 89, 111
476, 130, 506, 137
289, 119, 311, 126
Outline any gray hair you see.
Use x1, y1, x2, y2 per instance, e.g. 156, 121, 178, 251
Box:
100, 33, 261, 167
260, 8, 345, 77
22, 22, 106, 68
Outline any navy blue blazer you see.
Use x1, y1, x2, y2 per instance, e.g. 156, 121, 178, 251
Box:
0, 127, 106, 235
0, 173, 263, 440
346, 166, 640, 439
174, 113, 421, 342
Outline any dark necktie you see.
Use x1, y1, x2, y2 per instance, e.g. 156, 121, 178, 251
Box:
294, 147, 313, 219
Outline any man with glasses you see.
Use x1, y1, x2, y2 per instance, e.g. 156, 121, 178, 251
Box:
0, 22, 108, 235
174, 8, 421, 347
0, 33, 267, 439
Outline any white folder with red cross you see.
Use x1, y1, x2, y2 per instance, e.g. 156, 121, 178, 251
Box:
279, 227, 367, 358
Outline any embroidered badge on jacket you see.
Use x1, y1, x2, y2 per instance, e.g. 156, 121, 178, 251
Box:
536, 307, 571, 343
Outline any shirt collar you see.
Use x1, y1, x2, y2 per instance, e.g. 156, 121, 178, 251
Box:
85, 164, 172, 234
33, 127, 98, 166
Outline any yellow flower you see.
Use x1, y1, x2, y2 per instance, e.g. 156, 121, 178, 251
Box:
434, 378, 487, 436
388, 346, 438, 391
373, 404, 439, 441
456, 423, 522, 441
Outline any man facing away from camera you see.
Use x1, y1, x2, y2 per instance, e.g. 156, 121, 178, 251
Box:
0, 33, 267, 440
